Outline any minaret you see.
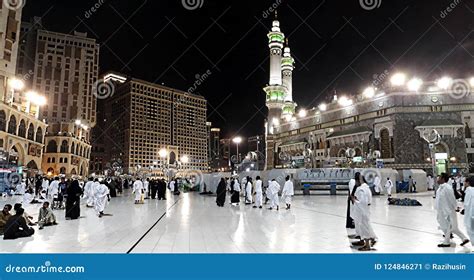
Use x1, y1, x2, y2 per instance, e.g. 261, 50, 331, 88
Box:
264, 12, 286, 170
264, 13, 286, 132
281, 39, 296, 121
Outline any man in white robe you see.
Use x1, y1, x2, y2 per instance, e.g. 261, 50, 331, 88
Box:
94, 181, 110, 217
463, 177, 474, 247
435, 173, 469, 247
268, 179, 280, 211
281, 175, 294, 210
245, 177, 253, 205
352, 179, 377, 251
384, 178, 393, 197
253, 176, 263, 209
143, 178, 150, 199
47, 177, 59, 201
133, 178, 144, 204
83, 178, 95, 207
41, 177, 50, 198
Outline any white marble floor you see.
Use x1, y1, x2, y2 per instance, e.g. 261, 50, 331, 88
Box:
1, 190, 472, 253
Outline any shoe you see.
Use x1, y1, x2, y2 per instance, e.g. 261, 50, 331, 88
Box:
370, 239, 377, 246
276, 206, 279, 211
39, 226, 44, 230
460, 239, 469, 246
259, 206, 262, 209
252, 206, 257, 208
268, 207, 273, 210
437, 243, 451, 247
352, 241, 365, 246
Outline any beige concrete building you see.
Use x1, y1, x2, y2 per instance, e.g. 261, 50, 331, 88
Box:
95, 73, 208, 175
0, 3, 47, 180
17, 17, 99, 177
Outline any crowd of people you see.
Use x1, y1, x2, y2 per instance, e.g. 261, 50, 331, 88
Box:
1, 171, 473, 253
215, 175, 294, 211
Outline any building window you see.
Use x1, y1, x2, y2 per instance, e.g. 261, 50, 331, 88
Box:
47, 140, 58, 153
7, 115, 16, 135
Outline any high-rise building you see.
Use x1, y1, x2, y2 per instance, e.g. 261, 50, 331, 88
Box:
219, 138, 231, 171
17, 17, 100, 177
95, 72, 208, 175
209, 127, 220, 171
0, 4, 47, 187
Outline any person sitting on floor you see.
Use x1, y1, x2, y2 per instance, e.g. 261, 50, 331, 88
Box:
3, 207, 35, 240
38, 201, 57, 230
13, 203, 35, 226
0, 204, 13, 235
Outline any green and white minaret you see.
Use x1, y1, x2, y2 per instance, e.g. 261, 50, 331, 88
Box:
281, 39, 296, 121
264, 13, 286, 135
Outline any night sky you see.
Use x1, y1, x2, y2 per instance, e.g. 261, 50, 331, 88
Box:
23, 0, 474, 139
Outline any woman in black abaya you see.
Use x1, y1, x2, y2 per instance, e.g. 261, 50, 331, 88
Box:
65, 180, 83, 220
216, 178, 226, 207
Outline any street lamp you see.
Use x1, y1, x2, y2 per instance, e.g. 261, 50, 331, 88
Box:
232, 136, 242, 165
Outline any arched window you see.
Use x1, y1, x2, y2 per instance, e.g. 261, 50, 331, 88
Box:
71, 143, 76, 155
60, 167, 66, 174
18, 120, 26, 138
46, 140, 57, 153
36, 127, 43, 143
338, 149, 346, 157
79, 146, 83, 157
60, 140, 68, 153
380, 128, 391, 158
0, 111, 6, 131
169, 151, 176, 164
47, 167, 54, 175
27, 123, 35, 140
7, 115, 16, 135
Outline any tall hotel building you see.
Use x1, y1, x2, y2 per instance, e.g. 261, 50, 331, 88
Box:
0, 3, 47, 185
17, 17, 99, 177
93, 72, 208, 175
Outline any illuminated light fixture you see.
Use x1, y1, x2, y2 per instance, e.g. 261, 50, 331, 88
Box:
284, 114, 292, 122
338, 96, 353, 107
318, 103, 327, 111
181, 155, 189, 163
298, 109, 307, 118
469, 77, 474, 87
362, 87, 375, 98
75, 119, 81, 125
232, 136, 242, 144
272, 117, 280, 126
159, 148, 168, 158
437, 76, 452, 90
9, 78, 24, 90
390, 72, 406, 87
26, 91, 47, 106
450, 156, 456, 162
407, 77, 423, 91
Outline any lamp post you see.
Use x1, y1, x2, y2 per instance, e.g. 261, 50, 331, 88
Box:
422, 129, 441, 194
232, 136, 242, 164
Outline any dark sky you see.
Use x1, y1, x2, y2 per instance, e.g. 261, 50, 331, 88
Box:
23, 0, 473, 139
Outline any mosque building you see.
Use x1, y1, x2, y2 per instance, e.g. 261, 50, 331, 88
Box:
264, 16, 474, 175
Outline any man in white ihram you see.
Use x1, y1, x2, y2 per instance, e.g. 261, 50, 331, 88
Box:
253, 176, 263, 209
281, 175, 294, 210
384, 177, 393, 197
132, 178, 144, 204
267, 179, 280, 211
94, 179, 110, 218
83, 177, 95, 207
435, 173, 469, 248
47, 177, 60, 202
